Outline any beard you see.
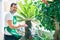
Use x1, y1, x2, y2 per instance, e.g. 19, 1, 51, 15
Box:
10, 10, 16, 14
12, 11, 16, 13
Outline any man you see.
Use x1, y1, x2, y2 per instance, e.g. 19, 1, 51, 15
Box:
4, 3, 27, 40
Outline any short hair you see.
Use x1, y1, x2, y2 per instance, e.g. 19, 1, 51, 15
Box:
10, 3, 17, 7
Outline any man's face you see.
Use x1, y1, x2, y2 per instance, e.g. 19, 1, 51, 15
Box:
10, 5, 17, 13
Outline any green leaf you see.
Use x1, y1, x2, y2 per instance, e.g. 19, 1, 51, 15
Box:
24, 0, 28, 4
17, 20, 24, 22
16, 16, 25, 20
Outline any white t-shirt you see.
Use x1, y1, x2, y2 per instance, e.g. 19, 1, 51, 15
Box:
4, 11, 15, 35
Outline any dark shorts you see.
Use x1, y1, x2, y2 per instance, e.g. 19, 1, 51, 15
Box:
4, 35, 19, 40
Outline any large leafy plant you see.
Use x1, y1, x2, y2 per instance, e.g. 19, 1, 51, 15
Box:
16, 0, 39, 40
34, 0, 56, 31
16, 0, 39, 22
34, 0, 60, 39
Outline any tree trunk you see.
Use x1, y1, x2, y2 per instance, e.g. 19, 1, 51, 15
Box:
53, 18, 60, 40
54, 18, 59, 30
25, 20, 32, 40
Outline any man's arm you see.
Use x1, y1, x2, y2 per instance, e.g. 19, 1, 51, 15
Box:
7, 20, 19, 29
7, 20, 27, 29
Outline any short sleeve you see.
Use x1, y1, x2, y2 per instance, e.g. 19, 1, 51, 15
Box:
5, 13, 12, 22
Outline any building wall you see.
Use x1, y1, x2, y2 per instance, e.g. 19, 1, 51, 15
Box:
3, 0, 19, 12
0, 0, 4, 40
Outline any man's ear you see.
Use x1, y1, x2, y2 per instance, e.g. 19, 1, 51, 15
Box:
10, 7, 12, 11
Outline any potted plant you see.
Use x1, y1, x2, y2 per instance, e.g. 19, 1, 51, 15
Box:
16, 0, 39, 40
